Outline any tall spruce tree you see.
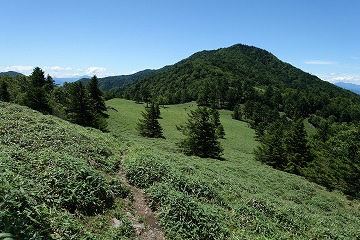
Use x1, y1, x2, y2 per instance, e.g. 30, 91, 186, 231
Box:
86, 75, 108, 131
178, 107, 223, 158
26, 67, 52, 114
0, 80, 10, 102
232, 104, 243, 120
137, 102, 164, 138
45, 74, 55, 92
211, 108, 225, 138
67, 82, 93, 127
254, 120, 288, 170
285, 118, 313, 174
87, 75, 108, 117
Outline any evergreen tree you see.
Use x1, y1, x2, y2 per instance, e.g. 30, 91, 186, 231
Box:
84, 75, 108, 131
211, 108, 225, 138
140, 86, 151, 107
0, 80, 10, 102
137, 102, 164, 138
254, 120, 288, 170
67, 82, 93, 127
30, 67, 46, 87
232, 104, 243, 120
154, 102, 161, 119
178, 107, 223, 158
285, 119, 313, 174
316, 120, 331, 142
87, 76, 107, 115
45, 74, 55, 91
26, 67, 52, 114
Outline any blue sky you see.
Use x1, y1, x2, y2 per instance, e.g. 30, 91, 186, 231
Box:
1, 1, 360, 83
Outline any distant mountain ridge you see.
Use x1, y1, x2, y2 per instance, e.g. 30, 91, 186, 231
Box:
0, 71, 24, 77
54, 76, 91, 86
335, 82, 360, 95
0, 71, 87, 86
79, 69, 155, 91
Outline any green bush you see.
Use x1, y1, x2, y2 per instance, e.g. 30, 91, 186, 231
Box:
42, 160, 115, 215
124, 150, 171, 188
123, 149, 224, 203
169, 173, 223, 204
147, 186, 229, 240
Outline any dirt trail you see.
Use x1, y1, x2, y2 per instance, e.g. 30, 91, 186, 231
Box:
118, 166, 165, 240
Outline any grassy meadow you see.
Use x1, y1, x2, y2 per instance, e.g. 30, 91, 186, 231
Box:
107, 98, 360, 239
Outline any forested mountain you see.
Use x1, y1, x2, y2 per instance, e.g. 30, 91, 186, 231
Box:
0, 71, 24, 77
53, 75, 90, 86
120, 44, 360, 122
79, 69, 155, 91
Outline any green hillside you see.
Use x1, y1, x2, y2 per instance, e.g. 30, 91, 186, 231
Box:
0, 71, 24, 77
0, 102, 133, 239
1, 97, 360, 239
106, 98, 360, 239
120, 44, 360, 122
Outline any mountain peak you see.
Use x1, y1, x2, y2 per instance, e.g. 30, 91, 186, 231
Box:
0, 71, 24, 77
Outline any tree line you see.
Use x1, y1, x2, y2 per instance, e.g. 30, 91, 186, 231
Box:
0, 67, 108, 131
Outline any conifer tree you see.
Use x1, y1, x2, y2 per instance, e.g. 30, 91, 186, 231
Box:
285, 118, 313, 174
26, 67, 52, 114
87, 75, 107, 116
211, 108, 225, 138
232, 104, 243, 120
137, 102, 164, 138
254, 120, 288, 170
154, 102, 161, 119
85, 75, 108, 131
0, 80, 10, 102
45, 74, 55, 91
178, 107, 223, 158
67, 82, 93, 127
30, 67, 46, 87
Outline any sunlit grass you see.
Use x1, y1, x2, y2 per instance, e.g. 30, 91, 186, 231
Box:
106, 98, 360, 239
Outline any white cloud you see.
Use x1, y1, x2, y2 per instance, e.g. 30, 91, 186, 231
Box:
85, 67, 107, 76
43, 66, 73, 73
305, 60, 336, 65
1, 65, 116, 78
0, 65, 34, 75
317, 73, 360, 84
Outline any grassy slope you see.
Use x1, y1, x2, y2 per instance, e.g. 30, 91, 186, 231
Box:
107, 98, 360, 239
0, 102, 133, 240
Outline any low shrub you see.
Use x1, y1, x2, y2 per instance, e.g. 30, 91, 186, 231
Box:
123, 150, 171, 188
147, 186, 229, 239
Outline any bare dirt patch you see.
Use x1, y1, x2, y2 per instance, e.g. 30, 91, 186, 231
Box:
118, 167, 165, 240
